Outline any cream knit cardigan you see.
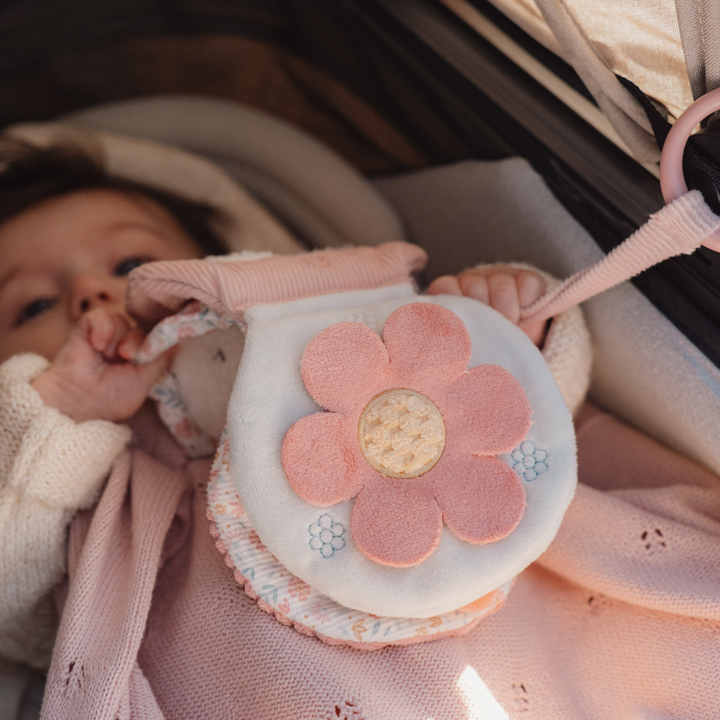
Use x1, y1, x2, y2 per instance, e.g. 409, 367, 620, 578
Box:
0, 354, 130, 668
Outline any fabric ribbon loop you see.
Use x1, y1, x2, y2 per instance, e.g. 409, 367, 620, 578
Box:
519, 190, 720, 327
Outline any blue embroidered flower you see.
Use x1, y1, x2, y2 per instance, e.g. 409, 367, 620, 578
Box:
510, 441, 548, 482
309, 514, 346, 558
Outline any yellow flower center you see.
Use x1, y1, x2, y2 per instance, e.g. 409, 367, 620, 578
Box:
358, 389, 446, 478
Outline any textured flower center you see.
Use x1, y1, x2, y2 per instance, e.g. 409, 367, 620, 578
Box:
358, 389, 446, 478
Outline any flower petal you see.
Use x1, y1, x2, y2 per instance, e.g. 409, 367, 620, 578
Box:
302, 322, 390, 413
434, 454, 525, 544
351, 478, 442, 567
282, 413, 363, 506
443, 364, 532, 455
383, 303, 471, 386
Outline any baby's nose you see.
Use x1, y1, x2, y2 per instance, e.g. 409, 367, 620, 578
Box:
79, 290, 109, 313
71, 272, 127, 319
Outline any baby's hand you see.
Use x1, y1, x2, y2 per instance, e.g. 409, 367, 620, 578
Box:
31, 308, 172, 423
427, 267, 548, 347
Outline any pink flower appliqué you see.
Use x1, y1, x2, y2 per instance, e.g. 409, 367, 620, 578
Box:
281, 303, 532, 568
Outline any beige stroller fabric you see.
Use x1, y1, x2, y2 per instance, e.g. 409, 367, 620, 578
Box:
6, 122, 304, 258
481, 0, 694, 161
61, 97, 408, 251
675, 0, 720, 102
532, 0, 662, 162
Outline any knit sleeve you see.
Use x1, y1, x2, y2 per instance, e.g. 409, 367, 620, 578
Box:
0, 353, 131, 668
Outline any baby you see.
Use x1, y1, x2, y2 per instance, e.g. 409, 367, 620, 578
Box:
3, 132, 718, 720
17, 126, 716, 720
0, 140, 549, 671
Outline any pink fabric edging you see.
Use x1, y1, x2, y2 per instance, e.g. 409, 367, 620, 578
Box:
519, 190, 720, 326
205, 507, 490, 650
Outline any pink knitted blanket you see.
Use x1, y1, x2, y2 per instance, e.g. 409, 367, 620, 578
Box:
40, 403, 720, 719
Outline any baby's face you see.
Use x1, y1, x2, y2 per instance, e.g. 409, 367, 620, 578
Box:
0, 189, 203, 363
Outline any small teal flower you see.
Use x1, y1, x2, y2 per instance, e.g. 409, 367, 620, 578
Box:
309, 514, 346, 558
510, 441, 548, 482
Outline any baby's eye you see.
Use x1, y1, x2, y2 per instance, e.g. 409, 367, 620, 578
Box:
16, 297, 57, 326
113, 257, 150, 276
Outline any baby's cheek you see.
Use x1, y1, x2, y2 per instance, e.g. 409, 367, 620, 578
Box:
0, 312, 73, 363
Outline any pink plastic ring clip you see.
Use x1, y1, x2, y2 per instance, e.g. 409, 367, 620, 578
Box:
659, 86, 720, 251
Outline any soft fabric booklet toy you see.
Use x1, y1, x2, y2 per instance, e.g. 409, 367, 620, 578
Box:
128, 148, 720, 647
126, 241, 587, 647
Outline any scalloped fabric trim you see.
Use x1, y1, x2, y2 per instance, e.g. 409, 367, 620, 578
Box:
145, 300, 237, 457
207, 431, 511, 649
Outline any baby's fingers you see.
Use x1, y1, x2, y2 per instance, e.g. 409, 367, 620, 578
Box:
486, 272, 522, 324
134, 350, 173, 389
516, 271, 546, 309
459, 267, 549, 347
427, 275, 462, 296
78, 309, 113, 353
117, 327, 147, 361
516, 272, 548, 347
81, 309, 133, 360
458, 273, 489, 305
97, 348, 176, 423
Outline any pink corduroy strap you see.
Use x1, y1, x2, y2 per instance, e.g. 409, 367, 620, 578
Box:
127, 241, 427, 324
519, 191, 720, 328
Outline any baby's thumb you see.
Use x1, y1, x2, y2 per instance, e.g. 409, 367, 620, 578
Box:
137, 346, 178, 391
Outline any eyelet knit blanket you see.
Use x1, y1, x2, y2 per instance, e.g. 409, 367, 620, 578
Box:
39, 401, 720, 720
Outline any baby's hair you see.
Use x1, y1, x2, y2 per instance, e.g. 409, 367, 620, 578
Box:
0, 138, 228, 256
